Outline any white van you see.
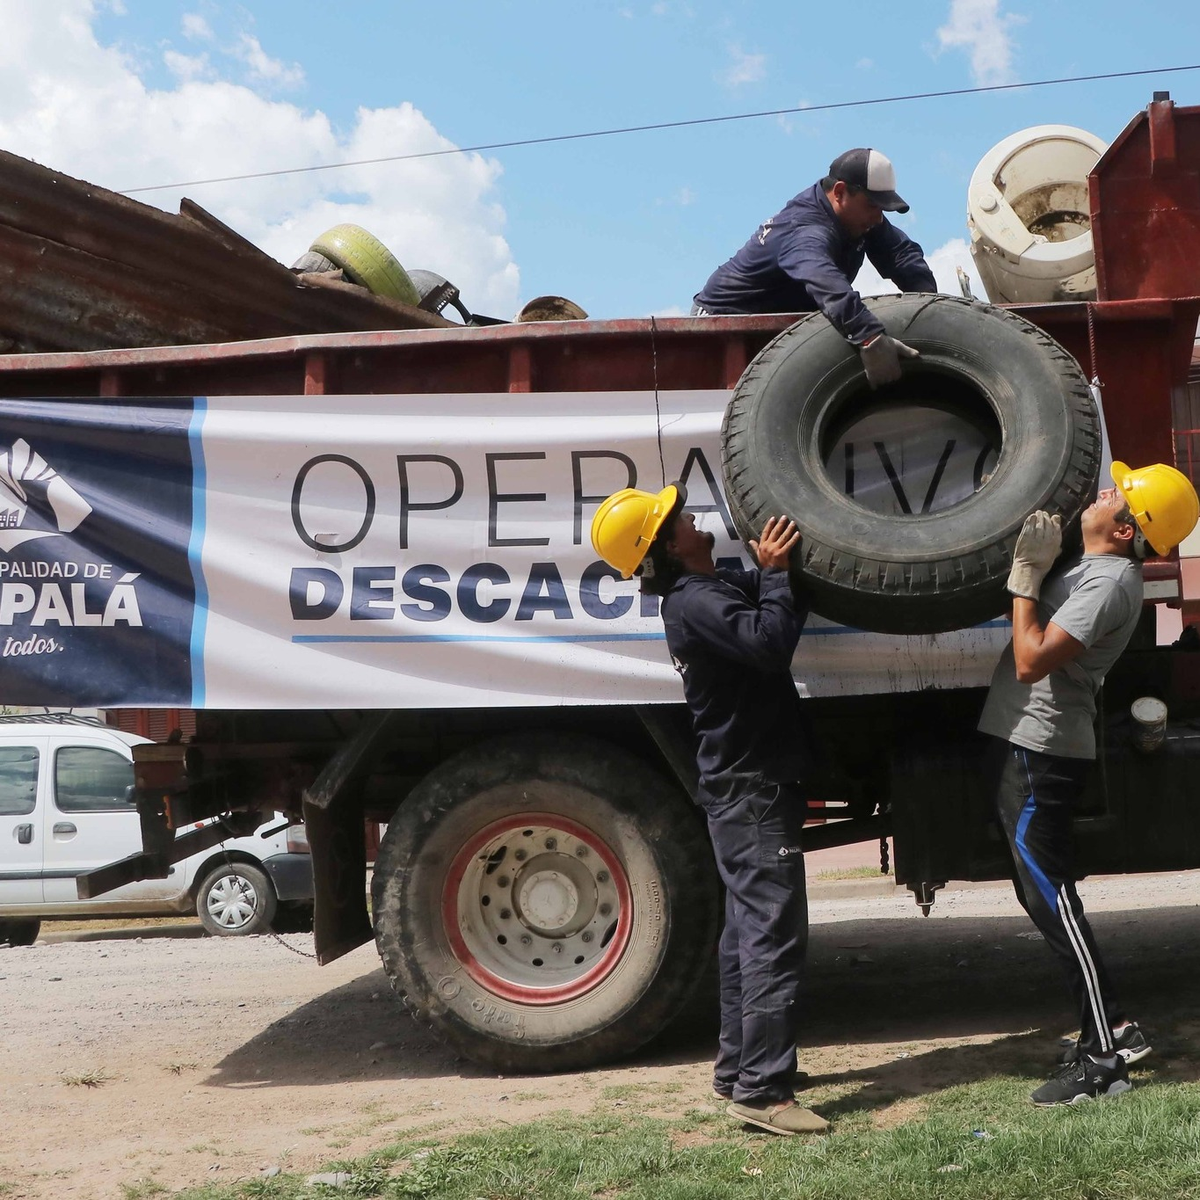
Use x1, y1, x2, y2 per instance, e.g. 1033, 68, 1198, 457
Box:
0, 715, 312, 945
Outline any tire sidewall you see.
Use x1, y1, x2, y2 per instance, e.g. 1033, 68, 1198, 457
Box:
722, 295, 1099, 632
372, 735, 717, 1071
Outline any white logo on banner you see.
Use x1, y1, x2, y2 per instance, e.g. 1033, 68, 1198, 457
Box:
0, 438, 93, 554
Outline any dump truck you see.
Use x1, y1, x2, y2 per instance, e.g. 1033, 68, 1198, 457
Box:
1, 95, 1198, 1073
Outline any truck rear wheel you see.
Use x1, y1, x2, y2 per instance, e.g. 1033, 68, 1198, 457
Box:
721, 293, 1100, 634
371, 734, 718, 1073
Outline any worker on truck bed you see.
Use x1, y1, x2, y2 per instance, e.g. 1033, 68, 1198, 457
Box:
692, 148, 937, 390
591, 485, 826, 1137
979, 462, 1200, 1107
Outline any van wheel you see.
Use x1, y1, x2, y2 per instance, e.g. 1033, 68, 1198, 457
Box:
721, 293, 1100, 634
196, 863, 278, 936
0, 918, 40, 946
372, 734, 719, 1073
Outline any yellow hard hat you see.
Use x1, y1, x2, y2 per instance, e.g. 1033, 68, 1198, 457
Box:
590, 483, 685, 578
1111, 460, 1200, 557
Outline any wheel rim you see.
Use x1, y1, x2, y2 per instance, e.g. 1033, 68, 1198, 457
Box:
442, 812, 633, 1005
206, 873, 259, 930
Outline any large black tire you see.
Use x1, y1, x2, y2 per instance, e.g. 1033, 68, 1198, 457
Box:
195, 862, 278, 936
0, 918, 40, 946
371, 734, 719, 1073
721, 294, 1100, 634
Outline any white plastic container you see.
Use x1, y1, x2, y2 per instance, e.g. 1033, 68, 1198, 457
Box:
967, 124, 1108, 304
1130, 696, 1168, 754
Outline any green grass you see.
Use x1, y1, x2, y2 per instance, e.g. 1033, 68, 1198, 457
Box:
156, 1069, 1200, 1200
119, 1180, 168, 1200
812, 865, 893, 881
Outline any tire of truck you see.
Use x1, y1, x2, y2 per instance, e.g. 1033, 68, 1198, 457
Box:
371, 733, 720, 1073
720, 293, 1100, 635
308, 224, 422, 307
195, 862, 278, 936
0, 918, 40, 946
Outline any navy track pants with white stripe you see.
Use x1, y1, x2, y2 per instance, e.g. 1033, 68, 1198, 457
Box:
992, 740, 1126, 1057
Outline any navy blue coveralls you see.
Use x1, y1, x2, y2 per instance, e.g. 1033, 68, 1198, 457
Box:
661, 565, 811, 1103
693, 183, 936, 342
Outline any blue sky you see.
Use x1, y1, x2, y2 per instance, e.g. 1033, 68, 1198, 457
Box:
1, 1, 1198, 320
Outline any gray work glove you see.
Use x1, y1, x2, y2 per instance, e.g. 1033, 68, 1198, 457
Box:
860, 334, 920, 389
1007, 511, 1063, 600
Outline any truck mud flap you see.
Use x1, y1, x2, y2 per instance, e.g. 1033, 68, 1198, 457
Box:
305, 710, 403, 964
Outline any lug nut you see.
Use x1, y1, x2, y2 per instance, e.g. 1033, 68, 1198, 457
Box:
575, 845, 589, 857
514, 849, 527, 861
544, 837, 557, 850
597, 870, 610, 883
552, 942, 563, 954
581, 931, 594, 943
520, 934, 532, 946
497, 876, 510, 888
598, 903, 612, 917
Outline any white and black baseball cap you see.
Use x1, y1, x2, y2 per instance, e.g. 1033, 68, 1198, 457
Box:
827, 148, 909, 213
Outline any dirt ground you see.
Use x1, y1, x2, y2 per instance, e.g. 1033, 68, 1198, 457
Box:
3, 870, 1199, 1199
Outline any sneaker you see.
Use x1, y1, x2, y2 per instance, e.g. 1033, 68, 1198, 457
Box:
1058, 1021, 1152, 1067
1031, 1056, 1131, 1107
727, 1099, 829, 1135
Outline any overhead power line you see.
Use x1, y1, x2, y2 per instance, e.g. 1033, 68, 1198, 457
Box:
120, 62, 1200, 196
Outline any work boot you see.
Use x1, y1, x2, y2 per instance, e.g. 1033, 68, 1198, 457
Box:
726, 1099, 829, 1135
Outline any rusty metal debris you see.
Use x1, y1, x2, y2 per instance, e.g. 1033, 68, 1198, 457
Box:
0, 148, 452, 353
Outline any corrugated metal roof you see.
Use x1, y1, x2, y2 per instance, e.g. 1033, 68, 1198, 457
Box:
0, 147, 453, 353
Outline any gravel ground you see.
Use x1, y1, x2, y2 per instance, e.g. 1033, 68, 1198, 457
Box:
2, 870, 1199, 1199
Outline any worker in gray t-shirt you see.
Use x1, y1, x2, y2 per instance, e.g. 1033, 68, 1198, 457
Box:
978, 461, 1198, 1107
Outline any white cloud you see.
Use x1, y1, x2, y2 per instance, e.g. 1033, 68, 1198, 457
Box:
0, 1, 519, 317
231, 32, 304, 90
926, 237, 987, 298
654, 185, 696, 208
182, 13, 212, 41
853, 259, 900, 299
856, 57, 874, 70
163, 49, 212, 82
718, 46, 766, 88
936, 0, 1026, 86
854, 237, 985, 300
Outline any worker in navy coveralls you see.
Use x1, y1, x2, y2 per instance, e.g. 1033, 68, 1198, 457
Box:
693, 148, 937, 389
590, 482, 826, 1136
979, 462, 1199, 1106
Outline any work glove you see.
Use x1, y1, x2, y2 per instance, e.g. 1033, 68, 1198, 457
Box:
1007, 511, 1063, 600
860, 334, 920, 389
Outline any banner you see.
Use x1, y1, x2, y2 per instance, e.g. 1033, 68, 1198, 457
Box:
0, 391, 1008, 708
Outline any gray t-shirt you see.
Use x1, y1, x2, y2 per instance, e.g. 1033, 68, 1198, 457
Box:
978, 553, 1143, 759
